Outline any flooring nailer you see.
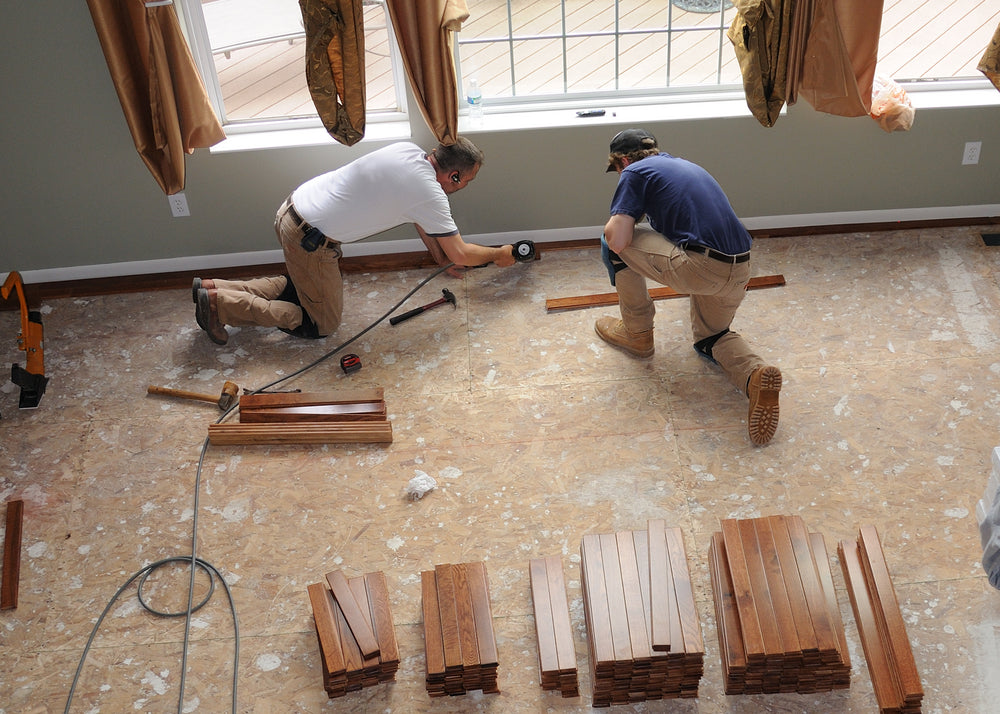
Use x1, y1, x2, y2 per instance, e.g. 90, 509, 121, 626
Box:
1, 271, 48, 413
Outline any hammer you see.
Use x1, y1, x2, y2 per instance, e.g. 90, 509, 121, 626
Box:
147, 381, 239, 410
390, 288, 457, 326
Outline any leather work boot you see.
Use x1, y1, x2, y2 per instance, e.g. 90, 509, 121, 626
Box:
595, 317, 654, 358
746, 365, 782, 445
191, 277, 215, 330
196, 288, 229, 345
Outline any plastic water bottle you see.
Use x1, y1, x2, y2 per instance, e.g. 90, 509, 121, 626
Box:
978, 447, 1000, 589
467, 77, 483, 123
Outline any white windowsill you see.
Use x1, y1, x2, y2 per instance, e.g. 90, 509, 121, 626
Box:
208, 83, 999, 154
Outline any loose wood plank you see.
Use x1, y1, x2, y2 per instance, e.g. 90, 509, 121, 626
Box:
768, 515, 818, 654
545, 274, 786, 312
238, 402, 387, 423
363, 571, 400, 667
665, 525, 703, 655
599, 532, 634, 662
720, 518, 766, 660
809, 532, 850, 673
208, 421, 393, 444
543, 555, 577, 677
754, 517, 801, 656
238, 388, 385, 410
434, 564, 464, 672
580, 533, 615, 667
737, 518, 783, 658
307, 582, 347, 677
421, 569, 445, 679
453, 563, 482, 670
326, 570, 380, 659
1, 499, 24, 610
784, 515, 840, 657
466, 561, 499, 667
647, 518, 672, 652
616, 529, 651, 661
530, 557, 560, 679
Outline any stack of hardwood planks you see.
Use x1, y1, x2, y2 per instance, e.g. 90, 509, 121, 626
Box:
208, 389, 392, 445
580, 520, 704, 707
421, 562, 500, 697
306, 569, 399, 698
839, 525, 923, 713
528, 555, 579, 697
708, 515, 851, 695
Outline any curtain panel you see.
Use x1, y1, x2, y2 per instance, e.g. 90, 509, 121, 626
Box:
386, 0, 469, 145
86, 0, 224, 195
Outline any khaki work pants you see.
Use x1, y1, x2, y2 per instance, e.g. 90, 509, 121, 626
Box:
617, 227, 764, 393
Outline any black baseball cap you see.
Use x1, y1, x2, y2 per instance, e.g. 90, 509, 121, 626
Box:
606, 129, 658, 172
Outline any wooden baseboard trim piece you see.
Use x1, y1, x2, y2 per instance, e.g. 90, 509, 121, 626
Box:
1, 499, 24, 610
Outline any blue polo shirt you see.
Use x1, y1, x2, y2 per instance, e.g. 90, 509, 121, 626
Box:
610, 153, 751, 255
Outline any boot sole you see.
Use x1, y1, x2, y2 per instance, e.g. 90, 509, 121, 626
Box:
748, 366, 781, 445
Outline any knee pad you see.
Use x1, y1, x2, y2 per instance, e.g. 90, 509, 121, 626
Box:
693, 328, 730, 363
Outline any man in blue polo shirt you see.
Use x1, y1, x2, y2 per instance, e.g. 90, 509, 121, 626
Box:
596, 128, 781, 445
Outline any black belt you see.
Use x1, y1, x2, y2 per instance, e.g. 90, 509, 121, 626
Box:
285, 199, 340, 252
685, 244, 750, 264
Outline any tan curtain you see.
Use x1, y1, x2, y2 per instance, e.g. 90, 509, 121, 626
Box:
386, 0, 468, 144
727, 0, 798, 128
794, 0, 883, 117
300, 0, 366, 146
979, 21, 1000, 92
86, 0, 225, 195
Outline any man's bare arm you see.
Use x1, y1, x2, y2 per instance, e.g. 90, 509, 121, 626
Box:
604, 214, 636, 254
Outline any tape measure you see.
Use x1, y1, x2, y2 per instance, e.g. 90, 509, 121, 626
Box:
340, 354, 362, 374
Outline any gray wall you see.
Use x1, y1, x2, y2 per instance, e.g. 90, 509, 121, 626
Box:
3, 2, 999, 276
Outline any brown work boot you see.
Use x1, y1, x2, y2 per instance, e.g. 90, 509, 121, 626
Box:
196, 288, 229, 345
595, 317, 654, 358
746, 365, 781, 445
191, 277, 215, 304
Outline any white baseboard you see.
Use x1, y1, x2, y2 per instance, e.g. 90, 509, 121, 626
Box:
10, 204, 999, 284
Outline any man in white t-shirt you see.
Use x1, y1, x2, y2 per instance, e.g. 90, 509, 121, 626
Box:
192, 138, 515, 343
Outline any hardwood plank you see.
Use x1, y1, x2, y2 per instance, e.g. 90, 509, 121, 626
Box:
332, 593, 365, 681
665, 525, 703, 655
1, 499, 23, 610
784, 515, 839, 656
754, 517, 801, 656
238, 389, 385, 409
453, 563, 482, 670
207, 421, 393, 445
545, 274, 786, 312
599, 532, 634, 662
326, 570, 380, 659
858, 525, 923, 700
709, 531, 747, 689
421, 570, 445, 679
808, 533, 850, 672
364, 571, 400, 667
529, 557, 561, 679
434, 564, 464, 672
348, 575, 382, 674
720, 518, 766, 660
647, 518, 672, 652
737, 518, 783, 658
580, 533, 615, 667
238, 402, 387, 423
466, 561, 499, 667
544, 554, 577, 674
616, 529, 651, 660
306, 582, 347, 677
768, 515, 818, 654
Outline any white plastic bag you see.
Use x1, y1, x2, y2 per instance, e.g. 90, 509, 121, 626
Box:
870, 75, 915, 132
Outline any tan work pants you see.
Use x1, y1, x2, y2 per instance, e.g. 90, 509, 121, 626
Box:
617, 228, 764, 393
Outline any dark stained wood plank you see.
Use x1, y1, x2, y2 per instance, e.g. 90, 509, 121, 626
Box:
754, 517, 801, 656
665, 525, 703, 655
364, 571, 400, 666
544, 554, 577, 674
720, 518, 766, 660
545, 275, 786, 312
306, 582, 347, 677
808, 532, 850, 672
529, 557, 561, 679
238, 389, 385, 410
326, 570, 380, 659
421, 569, 445, 679
581, 533, 615, 667
768, 515, 818, 654
784, 515, 840, 656
433, 564, 464, 672
616, 529, 651, 660
599, 532, 634, 662
453, 563, 482, 670
647, 518, 672, 652
737, 518, 783, 658
1, 499, 23, 610
466, 561, 499, 667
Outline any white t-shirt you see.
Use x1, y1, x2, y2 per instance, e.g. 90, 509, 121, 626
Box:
290, 142, 459, 243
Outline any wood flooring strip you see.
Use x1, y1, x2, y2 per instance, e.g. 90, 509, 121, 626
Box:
453, 563, 482, 670
839, 538, 901, 710
580, 533, 614, 667
545, 274, 786, 312
721, 518, 766, 660
1, 499, 23, 610
737, 518, 783, 658
466, 562, 499, 667
768, 515, 818, 654
529, 557, 561, 680
754, 517, 801, 656
709, 532, 747, 689
238, 389, 385, 409
784, 515, 840, 656
599, 532, 633, 662
858, 525, 923, 702
544, 554, 577, 675
307, 582, 347, 677
326, 570, 380, 659
616, 530, 651, 660
434, 564, 464, 672
665, 526, 703, 655
808, 533, 850, 673
333, 594, 365, 683
421, 570, 446, 683
238, 402, 387, 423
207, 421, 393, 444
647, 519, 672, 652
363, 571, 400, 667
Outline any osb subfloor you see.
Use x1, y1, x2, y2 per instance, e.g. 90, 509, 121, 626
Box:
3, 225, 1000, 713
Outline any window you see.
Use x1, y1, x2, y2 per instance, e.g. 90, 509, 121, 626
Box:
179, 0, 406, 127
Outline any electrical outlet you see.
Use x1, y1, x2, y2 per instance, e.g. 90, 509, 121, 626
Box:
169, 192, 190, 217
962, 141, 982, 165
